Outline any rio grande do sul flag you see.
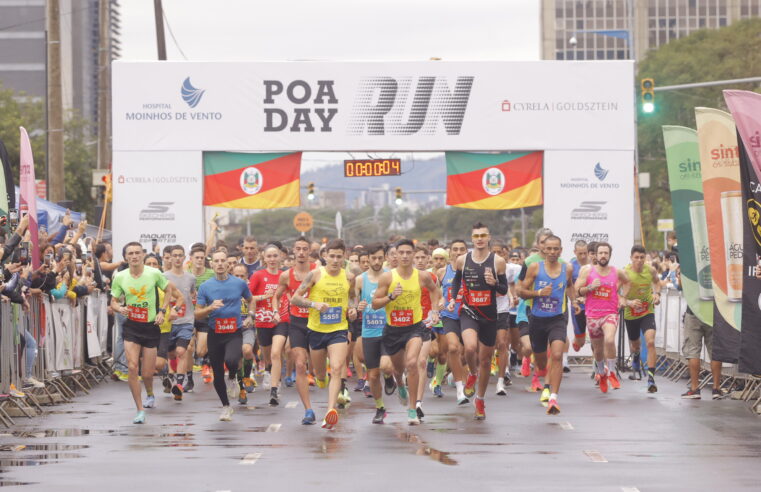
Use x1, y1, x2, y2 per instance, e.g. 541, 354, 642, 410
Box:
446, 151, 542, 209
203, 152, 301, 209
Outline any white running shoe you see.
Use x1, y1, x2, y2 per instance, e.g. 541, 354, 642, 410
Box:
496, 378, 507, 396
219, 405, 234, 421
23, 376, 45, 388
262, 371, 272, 390
226, 378, 239, 399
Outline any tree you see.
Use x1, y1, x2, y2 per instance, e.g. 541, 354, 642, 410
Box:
636, 18, 761, 248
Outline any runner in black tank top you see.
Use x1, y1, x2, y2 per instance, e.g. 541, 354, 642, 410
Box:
461, 252, 498, 322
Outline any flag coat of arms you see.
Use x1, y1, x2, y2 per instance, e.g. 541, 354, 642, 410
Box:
203, 152, 302, 209
446, 152, 543, 209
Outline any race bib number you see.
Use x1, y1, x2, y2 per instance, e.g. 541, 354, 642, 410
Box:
536, 296, 560, 313
320, 306, 342, 325
365, 311, 386, 327
630, 301, 649, 317
390, 309, 413, 326
214, 317, 237, 334
591, 285, 612, 300
446, 287, 463, 304
467, 290, 492, 306
127, 305, 148, 323
294, 305, 310, 317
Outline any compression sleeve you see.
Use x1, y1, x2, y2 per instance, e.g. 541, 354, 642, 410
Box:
496, 273, 508, 295
451, 268, 463, 298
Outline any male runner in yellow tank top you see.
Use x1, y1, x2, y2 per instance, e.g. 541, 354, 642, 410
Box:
373, 239, 441, 425
291, 239, 358, 430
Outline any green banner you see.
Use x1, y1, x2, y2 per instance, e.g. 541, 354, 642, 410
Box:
662, 126, 713, 325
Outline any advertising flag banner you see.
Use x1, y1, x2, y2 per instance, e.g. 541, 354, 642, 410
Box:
445, 151, 542, 209
662, 126, 713, 325
695, 108, 742, 363
0, 138, 15, 233
724, 90, 761, 374
203, 152, 302, 209
19, 127, 40, 268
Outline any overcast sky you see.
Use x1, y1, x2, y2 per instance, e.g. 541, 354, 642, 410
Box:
118, 0, 541, 170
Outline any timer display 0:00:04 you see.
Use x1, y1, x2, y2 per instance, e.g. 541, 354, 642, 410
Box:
343, 159, 401, 177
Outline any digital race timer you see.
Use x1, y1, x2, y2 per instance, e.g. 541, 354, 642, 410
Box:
343, 159, 401, 177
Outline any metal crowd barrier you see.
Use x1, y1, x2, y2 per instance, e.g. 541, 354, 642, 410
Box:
0, 293, 113, 427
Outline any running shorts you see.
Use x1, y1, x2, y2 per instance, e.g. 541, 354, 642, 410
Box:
624, 313, 656, 341
382, 322, 425, 356
460, 311, 498, 347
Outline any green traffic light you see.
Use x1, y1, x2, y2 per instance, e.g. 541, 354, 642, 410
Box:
643, 102, 655, 113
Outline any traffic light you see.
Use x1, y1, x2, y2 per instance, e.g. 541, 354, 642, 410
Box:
641, 78, 655, 114
394, 187, 403, 205
307, 182, 315, 201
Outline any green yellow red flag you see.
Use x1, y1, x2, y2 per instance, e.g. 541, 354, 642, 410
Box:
445, 151, 542, 209
203, 152, 302, 209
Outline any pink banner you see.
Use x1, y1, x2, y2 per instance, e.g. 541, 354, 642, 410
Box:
19, 127, 39, 268
725, 90, 761, 180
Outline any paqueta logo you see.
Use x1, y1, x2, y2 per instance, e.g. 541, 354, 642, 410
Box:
240, 167, 263, 195
594, 162, 609, 181
482, 168, 505, 196
181, 77, 205, 108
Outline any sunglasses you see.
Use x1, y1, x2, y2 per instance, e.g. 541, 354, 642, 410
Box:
471, 233, 489, 239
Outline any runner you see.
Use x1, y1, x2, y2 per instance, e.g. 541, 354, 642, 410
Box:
240, 235, 261, 277
276, 237, 318, 424
373, 239, 440, 425
291, 239, 358, 430
231, 263, 255, 405
163, 245, 197, 401
413, 245, 439, 420
356, 243, 392, 423
520, 235, 579, 415
622, 245, 661, 392
144, 254, 177, 398
439, 239, 469, 405
575, 242, 629, 393
195, 249, 254, 421
428, 247, 451, 399
447, 223, 508, 420
110, 242, 182, 424
495, 244, 520, 396
189, 246, 214, 385
248, 245, 282, 393
570, 240, 590, 352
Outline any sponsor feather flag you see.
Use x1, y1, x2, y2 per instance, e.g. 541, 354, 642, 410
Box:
203, 152, 301, 209
19, 127, 40, 268
0, 137, 15, 233
446, 152, 542, 209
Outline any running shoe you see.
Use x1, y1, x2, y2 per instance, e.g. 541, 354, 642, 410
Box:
416, 401, 425, 420
490, 358, 498, 377
596, 373, 608, 393
510, 350, 518, 368
346, 366, 353, 378
308, 374, 316, 386
202, 364, 212, 384
316, 377, 329, 389
464, 373, 477, 398
572, 335, 585, 352
262, 371, 272, 390
433, 385, 443, 398
192, 364, 202, 373
363, 382, 373, 398
219, 406, 234, 421
546, 398, 560, 415
629, 371, 642, 381
143, 395, 156, 409
354, 378, 366, 392
23, 376, 45, 389
540, 386, 550, 404
284, 376, 295, 388
647, 379, 658, 393
162, 375, 172, 393
426, 359, 435, 379
322, 408, 339, 429
474, 397, 486, 420
521, 357, 531, 377
337, 387, 351, 407
269, 387, 280, 407
238, 388, 248, 405
496, 378, 507, 396
563, 366, 571, 373
631, 358, 641, 374
242, 377, 256, 393
384, 375, 397, 396
712, 388, 729, 400
608, 372, 621, 390
302, 409, 316, 425
457, 395, 470, 405
530, 373, 543, 392
372, 407, 387, 424
184, 376, 195, 393
407, 408, 420, 426
133, 410, 146, 424
226, 378, 239, 399
171, 384, 183, 401
681, 388, 701, 399
398, 385, 409, 406
503, 372, 512, 387
113, 370, 129, 382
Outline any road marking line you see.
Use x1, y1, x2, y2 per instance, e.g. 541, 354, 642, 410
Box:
584, 450, 607, 462
266, 423, 282, 432
621, 488, 640, 492
560, 421, 574, 430
285, 401, 298, 408
240, 452, 262, 465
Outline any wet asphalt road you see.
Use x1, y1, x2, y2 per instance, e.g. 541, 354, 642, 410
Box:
1, 368, 760, 492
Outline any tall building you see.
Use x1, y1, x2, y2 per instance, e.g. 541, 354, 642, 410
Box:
0, 0, 120, 126
542, 0, 761, 61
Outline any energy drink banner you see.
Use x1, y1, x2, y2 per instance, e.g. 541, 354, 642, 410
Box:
695, 108, 742, 363
724, 90, 761, 375
19, 127, 40, 269
662, 126, 712, 325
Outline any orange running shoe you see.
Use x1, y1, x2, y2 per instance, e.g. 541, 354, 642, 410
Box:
521, 357, 531, 377
202, 364, 212, 384
546, 398, 560, 415
530, 373, 543, 392
322, 408, 339, 429
464, 373, 477, 398
474, 397, 486, 420
346, 367, 353, 378
308, 373, 316, 386
608, 371, 621, 390
596, 372, 608, 393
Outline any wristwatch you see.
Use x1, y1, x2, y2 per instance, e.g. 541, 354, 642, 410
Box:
158, 308, 166, 314
388, 293, 396, 301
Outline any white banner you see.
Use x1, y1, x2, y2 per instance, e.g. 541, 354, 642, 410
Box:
544, 150, 635, 266
112, 61, 635, 152
112, 151, 204, 257
50, 300, 74, 372
86, 292, 109, 359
